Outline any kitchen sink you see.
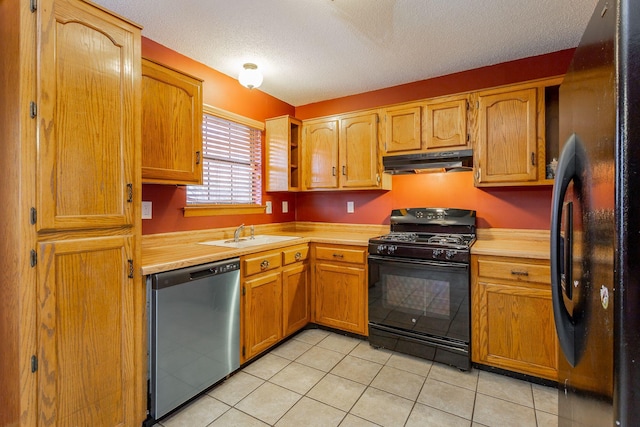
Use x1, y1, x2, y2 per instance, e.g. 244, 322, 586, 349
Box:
199, 235, 301, 248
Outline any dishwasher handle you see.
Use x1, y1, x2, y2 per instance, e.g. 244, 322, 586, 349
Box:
190, 267, 219, 280
152, 258, 240, 290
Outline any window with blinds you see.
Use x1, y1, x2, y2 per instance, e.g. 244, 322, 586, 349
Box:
187, 113, 262, 205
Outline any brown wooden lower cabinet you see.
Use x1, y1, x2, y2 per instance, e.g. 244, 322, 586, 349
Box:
37, 235, 141, 426
471, 254, 558, 381
241, 244, 309, 362
311, 244, 368, 336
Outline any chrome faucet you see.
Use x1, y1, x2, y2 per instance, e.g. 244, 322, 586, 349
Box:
233, 224, 245, 242
250, 225, 255, 240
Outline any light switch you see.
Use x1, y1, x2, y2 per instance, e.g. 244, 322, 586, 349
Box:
347, 201, 355, 213
142, 201, 152, 219
266, 201, 272, 214
282, 201, 289, 213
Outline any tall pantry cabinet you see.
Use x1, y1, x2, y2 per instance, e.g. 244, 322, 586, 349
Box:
0, 0, 145, 426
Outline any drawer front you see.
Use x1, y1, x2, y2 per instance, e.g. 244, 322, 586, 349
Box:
282, 245, 309, 265
477, 258, 550, 284
243, 251, 282, 277
315, 246, 366, 264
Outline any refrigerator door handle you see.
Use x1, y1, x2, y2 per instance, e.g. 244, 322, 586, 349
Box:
551, 134, 578, 366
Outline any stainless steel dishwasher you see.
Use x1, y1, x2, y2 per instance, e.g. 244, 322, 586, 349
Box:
148, 258, 240, 421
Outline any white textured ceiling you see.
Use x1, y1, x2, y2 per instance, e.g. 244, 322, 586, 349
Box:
92, 0, 598, 106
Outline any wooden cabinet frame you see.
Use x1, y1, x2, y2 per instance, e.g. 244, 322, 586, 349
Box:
471, 254, 558, 381
241, 244, 309, 362
311, 243, 368, 335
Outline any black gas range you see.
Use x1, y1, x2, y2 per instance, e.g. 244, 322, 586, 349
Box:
367, 207, 476, 370
369, 208, 476, 262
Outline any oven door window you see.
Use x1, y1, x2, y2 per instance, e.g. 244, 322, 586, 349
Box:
369, 256, 469, 341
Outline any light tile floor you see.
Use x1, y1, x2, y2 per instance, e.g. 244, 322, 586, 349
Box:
155, 329, 558, 427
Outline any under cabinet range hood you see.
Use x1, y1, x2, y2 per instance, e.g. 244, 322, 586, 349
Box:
383, 149, 473, 174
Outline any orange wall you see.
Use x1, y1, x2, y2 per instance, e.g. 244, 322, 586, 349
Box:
142, 39, 572, 234
296, 172, 552, 230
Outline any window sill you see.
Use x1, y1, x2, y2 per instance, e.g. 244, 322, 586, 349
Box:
183, 204, 266, 217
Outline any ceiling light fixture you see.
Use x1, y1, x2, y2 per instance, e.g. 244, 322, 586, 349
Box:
238, 63, 263, 89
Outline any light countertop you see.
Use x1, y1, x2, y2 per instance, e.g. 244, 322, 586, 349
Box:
471, 228, 550, 260
141, 224, 551, 275
141, 225, 385, 275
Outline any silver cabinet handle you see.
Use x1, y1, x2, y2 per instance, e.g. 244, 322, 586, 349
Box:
295, 252, 302, 261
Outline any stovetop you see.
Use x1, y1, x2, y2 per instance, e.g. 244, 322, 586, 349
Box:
375, 232, 475, 248
368, 208, 476, 262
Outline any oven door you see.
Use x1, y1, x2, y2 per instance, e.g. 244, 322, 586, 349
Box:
368, 255, 470, 343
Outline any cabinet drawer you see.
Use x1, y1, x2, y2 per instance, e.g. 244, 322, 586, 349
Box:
282, 245, 309, 265
315, 246, 366, 264
243, 251, 282, 277
477, 258, 550, 284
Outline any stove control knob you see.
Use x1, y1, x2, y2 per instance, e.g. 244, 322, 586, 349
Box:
445, 250, 456, 260
388, 245, 397, 254
432, 249, 443, 259
376, 244, 386, 254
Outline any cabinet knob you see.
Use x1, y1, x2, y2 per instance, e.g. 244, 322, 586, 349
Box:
295, 252, 302, 261
333, 253, 344, 259
260, 260, 270, 270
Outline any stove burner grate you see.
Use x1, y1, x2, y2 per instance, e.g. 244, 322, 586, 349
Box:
380, 232, 418, 242
425, 234, 466, 245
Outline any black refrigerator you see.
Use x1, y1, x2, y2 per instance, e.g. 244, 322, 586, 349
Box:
550, 0, 640, 425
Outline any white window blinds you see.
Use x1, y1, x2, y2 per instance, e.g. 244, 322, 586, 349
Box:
187, 113, 262, 205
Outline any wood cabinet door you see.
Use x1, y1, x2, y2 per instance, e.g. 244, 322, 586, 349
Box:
141, 58, 203, 184
340, 113, 379, 188
265, 116, 302, 192
37, 235, 138, 426
383, 106, 422, 154
476, 88, 538, 184
473, 279, 558, 380
424, 96, 469, 150
313, 262, 366, 335
243, 272, 283, 360
304, 120, 339, 189
282, 263, 310, 337
36, 0, 139, 231
265, 116, 291, 192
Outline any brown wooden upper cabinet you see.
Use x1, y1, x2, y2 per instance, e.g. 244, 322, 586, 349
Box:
36, 0, 139, 232
472, 77, 563, 187
303, 112, 390, 191
265, 115, 303, 191
141, 58, 203, 185
381, 95, 469, 156
382, 104, 422, 154
423, 94, 470, 151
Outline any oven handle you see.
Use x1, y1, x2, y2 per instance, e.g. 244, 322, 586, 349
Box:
367, 255, 468, 271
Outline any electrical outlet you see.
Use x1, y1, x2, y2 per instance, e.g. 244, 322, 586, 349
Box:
347, 201, 355, 213
282, 201, 289, 213
266, 201, 272, 214
142, 201, 152, 219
